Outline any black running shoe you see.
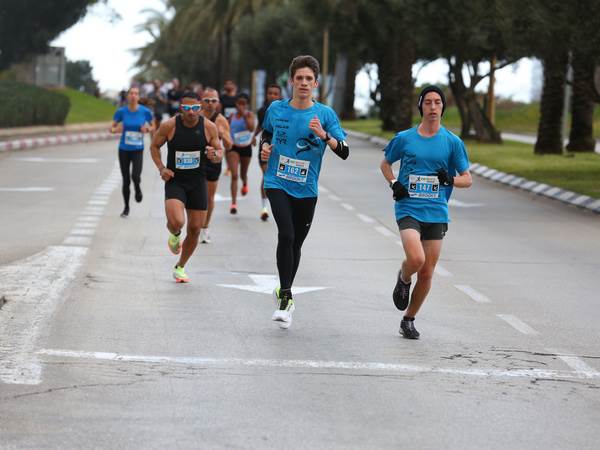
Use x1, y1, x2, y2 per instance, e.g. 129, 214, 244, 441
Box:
400, 318, 420, 339
135, 188, 143, 203
393, 270, 411, 311
120, 205, 130, 218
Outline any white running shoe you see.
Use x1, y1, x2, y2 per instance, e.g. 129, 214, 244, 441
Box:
272, 288, 295, 329
200, 228, 211, 244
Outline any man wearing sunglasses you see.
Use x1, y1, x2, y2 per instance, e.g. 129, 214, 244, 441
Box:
150, 92, 223, 283
199, 88, 233, 244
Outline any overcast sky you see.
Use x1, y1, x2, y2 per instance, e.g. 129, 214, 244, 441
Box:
52, 0, 536, 103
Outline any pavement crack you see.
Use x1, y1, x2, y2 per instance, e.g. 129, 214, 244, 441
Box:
494, 348, 600, 360
2, 379, 155, 400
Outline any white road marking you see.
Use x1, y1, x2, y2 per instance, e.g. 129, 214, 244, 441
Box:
62, 236, 92, 246
434, 265, 453, 277
357, 213, 375, 224
0, 246, 88, 385
69, 228, 96, 236
218, 274, 326, 295
74, 222, 97, 229
340, 203, 355, 211
87, 200, 108, 206
319, 186, 330, 193
374, 226, 396, 238
547, 349, 599, 377
36, 348, 600, 381
0, 187, 54, 192
448, 199, 485, 208
10, 157, 99, 164
497, 314, 539, 335
83, 207, 105, 215
454, 284, 491, 303
328, 194, 341, 201
214, 193, 247, 202
77, 216, 101, 222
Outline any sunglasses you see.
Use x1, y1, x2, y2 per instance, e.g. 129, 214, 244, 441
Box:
181, 104, 201, 112
202, 98, 218, 103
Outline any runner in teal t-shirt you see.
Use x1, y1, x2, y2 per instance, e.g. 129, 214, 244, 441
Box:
260, 55, 349, 329
110, 87, 154, 217
380, 85, 472, 339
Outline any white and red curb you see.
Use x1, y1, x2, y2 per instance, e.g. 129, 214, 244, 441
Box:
0, 131, 118, 152
345, 129, 600, 215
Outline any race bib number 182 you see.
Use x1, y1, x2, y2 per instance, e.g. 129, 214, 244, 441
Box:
276, 155, 310, 183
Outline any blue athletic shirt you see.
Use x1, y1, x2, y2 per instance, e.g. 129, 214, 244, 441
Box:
384, 126, 470, 223
262, 99, 346, 198
113, 105, 153, 151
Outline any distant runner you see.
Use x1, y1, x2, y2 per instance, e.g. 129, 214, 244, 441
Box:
200, 88, 233, 244
252, 84, 283, 221
110, 86, 154, 218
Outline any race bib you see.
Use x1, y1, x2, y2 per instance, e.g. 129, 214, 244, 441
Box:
175, 151, 201, 170
233, 130, 252, 147
276, 155, 310, 183
224, 107, 236, 118
408, 174, 439, 198
124, 131, 143, 146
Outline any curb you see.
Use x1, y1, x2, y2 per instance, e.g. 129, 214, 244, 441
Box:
345, 129, 600, 215
0, 131, 119, 152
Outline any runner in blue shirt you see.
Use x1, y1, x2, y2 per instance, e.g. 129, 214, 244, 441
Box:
260, 55, 349, 329
110, 87, 154, 217
380, 85, 472, 339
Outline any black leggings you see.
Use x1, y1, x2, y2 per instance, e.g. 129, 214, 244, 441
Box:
266, 189, 318, 291
118, 150, 143, 207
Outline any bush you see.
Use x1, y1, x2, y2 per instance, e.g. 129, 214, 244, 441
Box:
0, 81, 70, 127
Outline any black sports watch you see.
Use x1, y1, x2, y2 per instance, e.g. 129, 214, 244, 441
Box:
322, 132, 332, 142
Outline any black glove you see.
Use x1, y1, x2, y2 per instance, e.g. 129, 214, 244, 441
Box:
437, 168, 454, 186
391, 181, 409, 201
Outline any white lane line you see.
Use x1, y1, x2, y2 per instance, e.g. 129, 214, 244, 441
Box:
62, 236, 92, 246
83, 207, 105, 215
88, 200, 108, 206
74, 222, 98, 229
548, 349, 599, 377
10, 157, 99, 164
340, 202, 355, 211
454, 284, 491, 303
434, 265, 453, 277
37, 348, 600, 381
69, 228, 96, 236
319, 186, 330, 193
497, 314, 539, 335
328, 194, 341, 201
357, 213, 375, 224
374, 226, 396, 238
0, 246, 88, 384
0, 187, 54, 192
77, 216, 101, 222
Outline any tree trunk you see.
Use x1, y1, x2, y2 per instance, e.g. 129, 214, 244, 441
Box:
378, 37, 414, 131
448, 59, 471, 138
567, 51, 596, 152
341, 55, 358, 120
535, 53, 568, 154
465, 91, 502, 143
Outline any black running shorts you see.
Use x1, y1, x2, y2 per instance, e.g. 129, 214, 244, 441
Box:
165, 177, 208, 210
231, 145, 252, 158
204, 161, 222, 182
397, 216, 448, 240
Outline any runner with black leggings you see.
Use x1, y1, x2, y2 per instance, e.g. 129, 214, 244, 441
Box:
260, 55, 349, 329
110, 87, 154, 218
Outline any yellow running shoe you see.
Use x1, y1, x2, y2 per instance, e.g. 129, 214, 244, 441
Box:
168, 232, 182, 255
173, 265, 189, 283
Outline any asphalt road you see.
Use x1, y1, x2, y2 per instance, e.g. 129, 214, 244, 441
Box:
1, 135, 599, 449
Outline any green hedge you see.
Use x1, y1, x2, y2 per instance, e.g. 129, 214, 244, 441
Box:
0, 81, 70, 127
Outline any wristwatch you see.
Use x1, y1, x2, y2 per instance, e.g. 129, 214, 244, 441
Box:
322, 132, 332, 142
389, 178, 397, 188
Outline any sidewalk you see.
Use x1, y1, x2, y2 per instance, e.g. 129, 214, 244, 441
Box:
0, 122, 116, 152
345, 129, 600, 215
501, 132, 600, 154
